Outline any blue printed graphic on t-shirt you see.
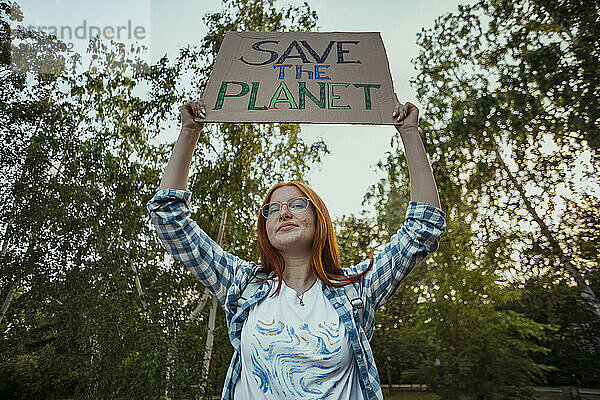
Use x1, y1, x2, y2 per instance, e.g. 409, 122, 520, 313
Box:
250, 319, 343, 398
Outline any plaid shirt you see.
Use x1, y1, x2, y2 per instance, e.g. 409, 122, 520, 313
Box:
147, 189, 446, 400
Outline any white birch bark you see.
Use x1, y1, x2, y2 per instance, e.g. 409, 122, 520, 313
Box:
166, 209, 227, 400
1, 219, 21, 327
188, 288, 211, 325
199, 209, 227, 398
200, 295, 218, 398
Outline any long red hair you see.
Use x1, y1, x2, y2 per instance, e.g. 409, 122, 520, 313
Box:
257, 181, 373, 295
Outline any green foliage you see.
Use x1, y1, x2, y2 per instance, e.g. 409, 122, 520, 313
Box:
503, 276, 600, 387
0, 0, 323, 398
359, 173, 552, 398
3, 0, 598, 397
348, 0, 600, 396
335, 214, 381, 267
407, 0, 600, 388
0, 31, 176, 397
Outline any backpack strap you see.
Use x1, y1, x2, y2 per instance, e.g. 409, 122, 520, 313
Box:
343, 282, 364, 329
237, 270, 269, 308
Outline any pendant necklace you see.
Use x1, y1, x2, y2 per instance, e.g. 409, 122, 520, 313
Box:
296, 291, 306, 306
295, 278, 317, 306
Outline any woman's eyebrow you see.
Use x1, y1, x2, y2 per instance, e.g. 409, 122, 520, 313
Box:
271, 197, 301, 203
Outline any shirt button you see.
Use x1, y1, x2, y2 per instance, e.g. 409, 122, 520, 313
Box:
366, 385, 372, 391
356, 354, 362, 360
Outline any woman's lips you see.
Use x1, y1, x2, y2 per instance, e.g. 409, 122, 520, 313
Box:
278, 223, 298, 231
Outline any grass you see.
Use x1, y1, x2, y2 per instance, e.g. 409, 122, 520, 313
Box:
384, 393, 440, 400
384, 391, 600, 400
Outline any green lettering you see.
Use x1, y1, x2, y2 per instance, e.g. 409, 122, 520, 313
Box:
269, 81, 298, 109
299, 82, 326, 109
327, 83, 351, 109
248, 82, 267, 110
353, 83, 381, 110
214, 81, 249, 110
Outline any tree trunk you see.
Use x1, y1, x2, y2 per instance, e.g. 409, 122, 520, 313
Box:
165, 209, 227, 400
199, 209, 227, 399
201, 295, 218, 399
165, 288, 211, 400
492, 141, 600, 320
87, 334, 99, 399
164, 287, 211, 400
164, 348, 173, 400
129, 252, 147, 310
188, 288, 211, 324
1, 218, 17, 326
1, 278, 19, 326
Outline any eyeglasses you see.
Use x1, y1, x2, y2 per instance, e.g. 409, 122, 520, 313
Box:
260, 197, 311, 219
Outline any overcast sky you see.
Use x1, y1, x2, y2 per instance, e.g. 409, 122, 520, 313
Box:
156, 0, 474, 218
18, 0, 474, 218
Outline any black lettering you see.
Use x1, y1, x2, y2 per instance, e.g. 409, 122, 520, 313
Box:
276, 40, 310, 64
337, 41, 361, 64
240, 40, 280, 66
300, 40, 335, 63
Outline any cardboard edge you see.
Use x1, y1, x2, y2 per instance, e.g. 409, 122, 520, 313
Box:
205, 31, 398, 126
200, 120, 398, 125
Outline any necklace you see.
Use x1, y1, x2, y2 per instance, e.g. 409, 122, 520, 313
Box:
295, 278, 317, 306
296, 291, 306, 306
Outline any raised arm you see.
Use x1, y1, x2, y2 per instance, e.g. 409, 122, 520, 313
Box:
342, 101, 446, 335
393, 101, 441, 209
159, 96, 206, 190
148, 95, 249, 307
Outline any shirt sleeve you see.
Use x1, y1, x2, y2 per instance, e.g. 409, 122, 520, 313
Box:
345, 200, 446, 311
146, 188, 248, 306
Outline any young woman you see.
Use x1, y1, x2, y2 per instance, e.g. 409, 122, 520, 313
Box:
147, 95, 446, 400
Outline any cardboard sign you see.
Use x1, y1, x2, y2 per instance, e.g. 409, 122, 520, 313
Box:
203, 31, 397, 125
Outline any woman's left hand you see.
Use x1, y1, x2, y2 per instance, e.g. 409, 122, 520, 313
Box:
393, 102, 419, 132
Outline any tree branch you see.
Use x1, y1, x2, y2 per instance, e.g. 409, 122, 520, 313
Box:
491, 138, 600, 320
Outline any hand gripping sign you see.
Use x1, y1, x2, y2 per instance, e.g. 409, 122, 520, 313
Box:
203, 31, 397, 125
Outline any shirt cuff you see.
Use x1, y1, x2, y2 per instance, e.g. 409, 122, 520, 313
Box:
146, 188, 193, 212
405, 200, 446, 225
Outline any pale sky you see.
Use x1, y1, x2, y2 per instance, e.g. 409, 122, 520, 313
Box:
152, 0, 476, 218
17, 0, 474, 218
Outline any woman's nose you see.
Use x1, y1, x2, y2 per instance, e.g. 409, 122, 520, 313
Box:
279, 205, 292, 219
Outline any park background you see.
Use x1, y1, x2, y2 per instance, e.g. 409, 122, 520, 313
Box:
1, 0, 599, 398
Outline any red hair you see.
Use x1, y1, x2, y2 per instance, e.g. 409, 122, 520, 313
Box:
256, 181, 373, 295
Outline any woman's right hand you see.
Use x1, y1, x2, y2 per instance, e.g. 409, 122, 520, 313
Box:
180, 92, 206, 133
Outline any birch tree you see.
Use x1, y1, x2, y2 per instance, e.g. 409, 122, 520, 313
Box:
411, 0, 600, 319
351, 0, 599, 395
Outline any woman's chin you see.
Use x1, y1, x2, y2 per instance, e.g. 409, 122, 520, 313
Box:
274, 240, 312, 255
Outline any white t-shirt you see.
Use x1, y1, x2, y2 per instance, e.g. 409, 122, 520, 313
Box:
233, 279, 363, 400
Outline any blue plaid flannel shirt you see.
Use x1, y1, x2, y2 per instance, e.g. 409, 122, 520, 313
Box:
147, 188, 446, 400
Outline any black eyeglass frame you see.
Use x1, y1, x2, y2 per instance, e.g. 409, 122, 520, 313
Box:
260, 197, 311, 219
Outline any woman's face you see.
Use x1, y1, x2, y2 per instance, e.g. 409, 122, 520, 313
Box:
265, 186, 316, 256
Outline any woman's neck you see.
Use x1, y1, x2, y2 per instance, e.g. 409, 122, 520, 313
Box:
281, 252, 315, 293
